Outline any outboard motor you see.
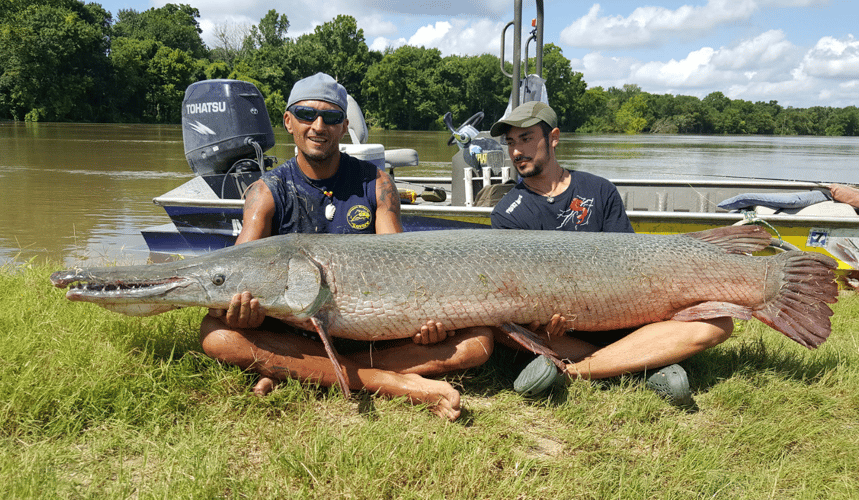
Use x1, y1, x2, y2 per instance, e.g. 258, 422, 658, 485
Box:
182, 80, 275, 177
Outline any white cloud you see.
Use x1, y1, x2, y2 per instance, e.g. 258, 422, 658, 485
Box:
145, 0, 857, 108
182, 0, 510, 48
575, 53, 640, 81
356, 15, 399, 38
324, 0, 509, 17
369, 19, 503, 57
711, 30, 796, 70
579, 29, 859, 107
631, 47, 718, 87
560, 1, 759, 49
798, 35, 859, 79
369, 36, 405, 53
410, 21, 454, 47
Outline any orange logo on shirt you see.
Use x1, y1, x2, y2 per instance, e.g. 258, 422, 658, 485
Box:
570, 197, 591, 225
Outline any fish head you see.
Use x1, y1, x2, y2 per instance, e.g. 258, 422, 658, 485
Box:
49, 235, 326, 319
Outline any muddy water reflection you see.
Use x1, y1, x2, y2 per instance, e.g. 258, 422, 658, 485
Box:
1, 121, 857, 266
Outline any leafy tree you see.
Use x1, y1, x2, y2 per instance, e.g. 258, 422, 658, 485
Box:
825, 106, 859, 136
114, 3, 206, 58
0, 1, 111, 121
290, 15, 373, 104
244, 10, 289, 50
675, 95, 711, 133
702, 91, 731, 112
462, 54, 510, 125
537, 44, 587, 131
226, 61, 286, 126
110, 36, 202, 123
745, 100, 780, 135
230, 9, 295, 114
615, 94, 649, 133
209, 20, 252, 66
363, 45, 444, 129
435, 55, 470, 126
576, 86, 612, 132
146, 45, 202, 122
108, 3, 207, 123
4, 6, 859, 133
109, 37, 160, 121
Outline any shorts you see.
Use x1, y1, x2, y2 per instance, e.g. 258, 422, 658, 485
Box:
259, 316, 376, 355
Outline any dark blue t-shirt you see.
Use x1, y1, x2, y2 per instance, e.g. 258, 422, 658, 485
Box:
490, 170, 633, 233
261, 153, 379, 235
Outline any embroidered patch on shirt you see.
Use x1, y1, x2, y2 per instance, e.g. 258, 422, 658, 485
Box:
347, 205, 372, 230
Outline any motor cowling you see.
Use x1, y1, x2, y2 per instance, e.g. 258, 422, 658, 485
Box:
182, 79, 275, 176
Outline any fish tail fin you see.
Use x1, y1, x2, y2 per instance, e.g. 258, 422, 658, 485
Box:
753, 251, 839, 348
685, 225, 772, 254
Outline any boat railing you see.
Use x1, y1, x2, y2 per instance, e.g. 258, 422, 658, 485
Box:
501, 0, 544, 109
151, 172, 858, 227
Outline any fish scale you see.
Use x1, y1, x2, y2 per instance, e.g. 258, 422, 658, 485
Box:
286, 228, 828, 342
51, 225, 838, 349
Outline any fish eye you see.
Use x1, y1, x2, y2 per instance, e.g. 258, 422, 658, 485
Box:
211, 274, 226, 286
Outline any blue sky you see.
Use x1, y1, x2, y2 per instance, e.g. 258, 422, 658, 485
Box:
95, 0, 859, 108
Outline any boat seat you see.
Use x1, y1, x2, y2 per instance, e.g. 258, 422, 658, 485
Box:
474, 182, 515, 207
383, 148, 419, 169
346, 94, 419, 170
755, 201, 859, 217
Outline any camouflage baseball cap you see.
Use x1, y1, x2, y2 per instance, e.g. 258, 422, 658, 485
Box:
489, 101, 558, 136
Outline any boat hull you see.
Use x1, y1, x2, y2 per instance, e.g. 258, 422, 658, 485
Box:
143, 176, 859, 273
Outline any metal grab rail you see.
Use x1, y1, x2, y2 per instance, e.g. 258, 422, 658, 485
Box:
500, 0, 544, 109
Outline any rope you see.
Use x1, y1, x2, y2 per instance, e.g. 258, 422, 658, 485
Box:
735, 209, 786, 244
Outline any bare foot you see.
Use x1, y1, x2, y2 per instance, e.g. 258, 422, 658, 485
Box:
399, 374, 461, 421
252, 376, 276, 396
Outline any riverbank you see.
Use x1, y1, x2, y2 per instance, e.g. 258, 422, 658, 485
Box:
2, 261, 858, 498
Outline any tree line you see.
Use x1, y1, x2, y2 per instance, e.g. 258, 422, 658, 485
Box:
1, 0, 856, 136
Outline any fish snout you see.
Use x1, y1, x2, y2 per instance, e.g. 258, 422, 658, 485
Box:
50, 270, 82, 288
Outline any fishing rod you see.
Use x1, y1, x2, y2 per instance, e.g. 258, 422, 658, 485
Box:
593, 168, 855, 187
679, 173, 857, 187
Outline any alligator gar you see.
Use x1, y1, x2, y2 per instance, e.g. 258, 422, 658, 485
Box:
51, 226, 838, 394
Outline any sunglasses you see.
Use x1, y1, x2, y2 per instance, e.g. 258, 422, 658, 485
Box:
288, 105, 346, 125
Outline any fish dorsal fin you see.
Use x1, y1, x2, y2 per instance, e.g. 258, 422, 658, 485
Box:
684, 225, 771, 254
282, 255, 328, 319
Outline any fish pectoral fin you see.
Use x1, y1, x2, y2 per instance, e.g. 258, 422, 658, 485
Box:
310, 315, 351, 399
285, 256, 326, 317
499, 323, 565, 372
671, 302, 753, 322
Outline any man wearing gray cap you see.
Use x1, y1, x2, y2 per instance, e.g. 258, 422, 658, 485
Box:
199, 73, 493, 420
489, 101, 733, 409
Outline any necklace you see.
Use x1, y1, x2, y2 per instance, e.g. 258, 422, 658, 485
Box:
323, 191, 336, 220
302, 171, 338, 220
524, 169, 567, 204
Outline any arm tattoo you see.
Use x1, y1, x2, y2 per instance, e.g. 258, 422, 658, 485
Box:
244, 182, 266, 213
377, 171, 401, 212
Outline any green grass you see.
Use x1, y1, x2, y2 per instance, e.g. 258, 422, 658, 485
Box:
2, 261, 858, 499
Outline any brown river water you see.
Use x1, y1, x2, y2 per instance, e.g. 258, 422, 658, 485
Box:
2, 121, 857, 266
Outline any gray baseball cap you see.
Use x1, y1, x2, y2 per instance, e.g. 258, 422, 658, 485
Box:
287, 73, 348, 112
489, 101, 558, 136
